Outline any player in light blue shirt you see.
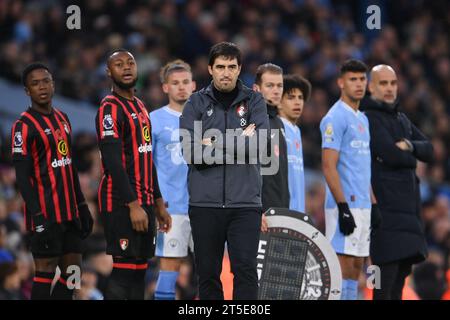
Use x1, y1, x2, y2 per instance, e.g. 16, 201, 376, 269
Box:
320, 60, 377, 300
150, 60, 196, 300
278, 75, 312, 214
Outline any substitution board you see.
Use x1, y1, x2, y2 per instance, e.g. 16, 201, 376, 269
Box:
257, 208, 342, 300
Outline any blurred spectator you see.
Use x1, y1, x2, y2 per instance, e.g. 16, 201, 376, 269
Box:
0, 261, 24, 300
77, 266, 104, 300
413, 261, 447, 300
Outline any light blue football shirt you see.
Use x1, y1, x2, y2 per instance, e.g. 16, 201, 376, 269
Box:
150, 106, 188, 215
320, 99, 371, 209
280, 117, 305, 213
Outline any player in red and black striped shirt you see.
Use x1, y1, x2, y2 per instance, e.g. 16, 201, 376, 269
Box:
96, 49, 172, 300
11, 63, 93, 300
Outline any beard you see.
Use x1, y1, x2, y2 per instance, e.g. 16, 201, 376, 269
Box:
112, 75, 138, 90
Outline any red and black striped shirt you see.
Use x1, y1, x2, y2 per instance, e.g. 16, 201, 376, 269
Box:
11, 107, 80, 231
95, 92, 161, 212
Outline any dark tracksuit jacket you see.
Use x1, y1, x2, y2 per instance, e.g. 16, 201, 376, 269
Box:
180, 80, 269, 208
261, 104, 290, 212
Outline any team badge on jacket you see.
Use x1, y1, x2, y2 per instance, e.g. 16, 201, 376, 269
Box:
236, 103, 248, 127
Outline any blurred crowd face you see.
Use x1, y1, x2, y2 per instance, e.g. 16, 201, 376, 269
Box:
107, 51, 138, 90
25, 69, 55, 106
208, 56, 241, 92
254, 72, 283, 106
338, 71, 367, 103
279, 88, 305, 123
163, 70, 196, 106
369, 65, 398, 104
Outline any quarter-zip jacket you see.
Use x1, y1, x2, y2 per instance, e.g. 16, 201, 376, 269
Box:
180, 80, 269, 208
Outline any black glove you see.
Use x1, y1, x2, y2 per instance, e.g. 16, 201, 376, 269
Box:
371, 203, 382, 230
33, 213, 53, 242
337, 202, 356, 236
76, 203, 94, 239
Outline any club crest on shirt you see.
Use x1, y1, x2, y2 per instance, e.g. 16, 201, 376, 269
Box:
138, 112, 147, 124
120, 239, 129, 251
63, 122, 70, 134
55, 129, 64, 140
103, 114, 114, 130
358, 123, 365, 133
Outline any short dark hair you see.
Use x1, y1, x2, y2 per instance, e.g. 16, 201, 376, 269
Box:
340, 59, 368, 76
160, 59, 192, 83
22, 62, 50, 86
208, 42, 241, 66
108, 48, 130, 57
282, 74, 312, 101
254, 63, 283, 85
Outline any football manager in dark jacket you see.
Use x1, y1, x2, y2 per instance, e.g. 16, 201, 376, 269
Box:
180, 42, 269, 300
362, 64, 434, 300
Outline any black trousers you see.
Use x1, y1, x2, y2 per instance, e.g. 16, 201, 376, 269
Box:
373, 259, 413, 300
189, 206, 262, 300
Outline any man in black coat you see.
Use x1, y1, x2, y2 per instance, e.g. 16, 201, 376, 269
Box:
253, 63, 290, 231
362, 64, 434, 300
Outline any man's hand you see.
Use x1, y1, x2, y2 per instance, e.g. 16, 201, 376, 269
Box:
202, 138, 213, 146
77, 202, 94, 239
371, 203, 382, 230
337, 202, 356, 236
261, 214, 268, 233
242, 123, 256, 137
395, 139, 413, 152
155, 207, 172, 233
128, 200, 148, 232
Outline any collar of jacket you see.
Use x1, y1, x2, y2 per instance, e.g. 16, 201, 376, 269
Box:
203, 79, 252, 107
266, 103, 279, 118
362, 96, 400, 114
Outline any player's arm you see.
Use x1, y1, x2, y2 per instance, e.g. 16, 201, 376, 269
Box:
370, 187, 377, 204
150, 152, 171, 233
96, 103, 147, 232
71, 165, 93, 238
321, 148, 346, 203
320, 116, 356, 235
59, 116, 93, 238
11, 121, 49, 234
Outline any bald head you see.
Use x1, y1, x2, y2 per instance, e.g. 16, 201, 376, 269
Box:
369, 64, 398, 104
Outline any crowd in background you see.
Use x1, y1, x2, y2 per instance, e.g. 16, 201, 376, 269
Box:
0, 0, 449, 299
